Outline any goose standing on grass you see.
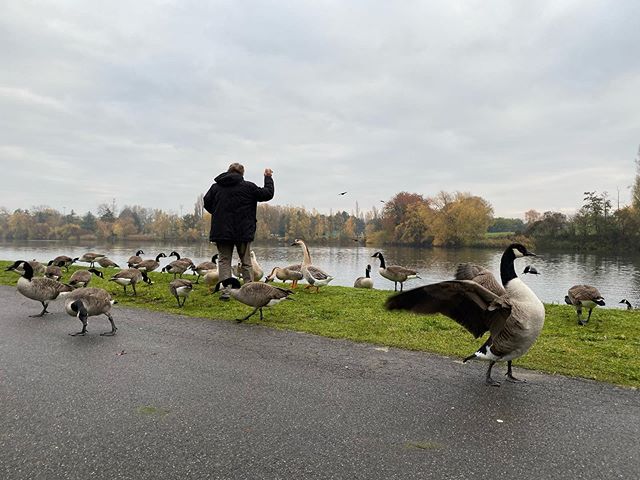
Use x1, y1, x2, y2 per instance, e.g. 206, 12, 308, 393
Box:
96, 257, 120, 268
620, 299, 633, 310
78, 252, 106, 267
64, 288, 117, 336
291, 239, 334, 292
69, 268, 104, 288
231, 251, 264, 282
565, 285, 605, 325
109, 268, 149, 295
265, 264, 303, 288
371, 252, 419, 291
169, 279, 194, 307
5, 260, 73, 317
52, 255, 78, 271
191, 254, 218, 284
214, 278, 293, 322
168, 251, 196, 269
127, 250, 145, 268
135, 253, 167, 276
13, 260, 45, 277
45, 260, 64, 281
354, 265, 374, 289
203, 269, 221, 293
386, 243, 544, 387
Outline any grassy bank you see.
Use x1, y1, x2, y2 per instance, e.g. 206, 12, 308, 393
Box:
1, 261, 638, 388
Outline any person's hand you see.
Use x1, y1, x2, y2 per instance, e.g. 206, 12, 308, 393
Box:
264, 168, 273, 177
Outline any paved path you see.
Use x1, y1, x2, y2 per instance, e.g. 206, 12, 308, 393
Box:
0, 286, 638, 479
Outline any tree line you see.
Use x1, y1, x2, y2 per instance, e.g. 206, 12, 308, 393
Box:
2, 157, 640, 251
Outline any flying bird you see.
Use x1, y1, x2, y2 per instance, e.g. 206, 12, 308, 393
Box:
338, 191, 347, 196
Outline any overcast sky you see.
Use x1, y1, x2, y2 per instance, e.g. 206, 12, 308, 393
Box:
1, 0, 639, 219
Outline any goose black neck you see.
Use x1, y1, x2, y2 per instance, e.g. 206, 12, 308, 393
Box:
20, 261, 34, 281
500, 248, 518, 286
377, 254, 386, 269
365, 266, 371, 278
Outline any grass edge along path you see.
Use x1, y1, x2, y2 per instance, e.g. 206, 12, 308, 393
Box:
1, 261, 638, 388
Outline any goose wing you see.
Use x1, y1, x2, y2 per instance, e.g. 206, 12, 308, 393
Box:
306, 265, 332, 280
245, 282, 294, 299
568, 284, 603, 302
386, 265, 418, 276
385, 280, 511, 338
455, 263, 506, 296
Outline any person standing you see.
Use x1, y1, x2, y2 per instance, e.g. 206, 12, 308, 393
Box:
203, 163, 274, 299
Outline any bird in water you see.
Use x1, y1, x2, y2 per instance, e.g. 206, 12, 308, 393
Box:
523, 265, 539, 275
386, 243, 544, 386
619, 299, 633, 310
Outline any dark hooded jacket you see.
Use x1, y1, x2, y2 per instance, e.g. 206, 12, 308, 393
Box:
203, 172, 274, 242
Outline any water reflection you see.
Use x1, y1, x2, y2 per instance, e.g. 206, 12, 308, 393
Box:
1, 240, 638, 307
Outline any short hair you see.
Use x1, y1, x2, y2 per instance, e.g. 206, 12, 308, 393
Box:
228, 163, 245, 175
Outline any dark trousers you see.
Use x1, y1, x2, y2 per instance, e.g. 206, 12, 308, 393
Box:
216, 241, 253, 283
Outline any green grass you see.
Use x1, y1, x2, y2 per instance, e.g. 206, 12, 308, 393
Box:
2, 261, 639, 388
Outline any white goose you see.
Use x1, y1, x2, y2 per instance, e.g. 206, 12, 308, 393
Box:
291, 239, 334, 293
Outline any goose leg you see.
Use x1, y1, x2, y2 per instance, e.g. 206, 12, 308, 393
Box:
259, 308, 264, 320
394, 282, 398, 292
100, 313, 117, 336
132, 283, 137, 296
237, 308, 259, 323
576, 307, 586, 325
70, 323, 88, 336
175, 296, 181, 307
29, 302, 49, 317
505, 361, 526, 383
586, 308, 594, 323
485, 361, 501, 387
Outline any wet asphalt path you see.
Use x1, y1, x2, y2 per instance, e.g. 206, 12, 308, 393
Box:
0, 285, 638, 479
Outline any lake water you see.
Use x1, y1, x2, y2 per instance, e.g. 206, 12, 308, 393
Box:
1, 240, 639, 308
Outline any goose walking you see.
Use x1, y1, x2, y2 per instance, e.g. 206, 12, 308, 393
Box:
135, 253, 167, 275
190, 254, 218, 284
291, 239, 334, 292
51, 255, 78, 271
386, 243, 544, 386
68, 268, 104, 288
78, 252, 106, 267
265, 264, 303, 288
64, 287, 117, 336
168, 251, 196, 269
5, 260, 73, 317
169, 279, 194, 307
214, 278, 293, 322
354, 265, 374, 289
565, 285, 605, 325
371, 252, 418, 291
44, 260, 64, 281
127, 250, 145, 268
109, 268, 149, 295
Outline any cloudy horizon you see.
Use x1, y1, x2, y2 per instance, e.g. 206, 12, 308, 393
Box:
1, 1, 639, 220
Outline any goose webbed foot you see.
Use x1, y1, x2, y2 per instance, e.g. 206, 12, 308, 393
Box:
69, 331, 87, 336
505, 361, 526, 383
100, 330, 117, 336
237, 308, 259, 323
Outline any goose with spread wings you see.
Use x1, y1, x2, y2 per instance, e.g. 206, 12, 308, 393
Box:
386, 243, 544, 386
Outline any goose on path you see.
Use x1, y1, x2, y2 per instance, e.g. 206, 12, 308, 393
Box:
386, 243, 544, 386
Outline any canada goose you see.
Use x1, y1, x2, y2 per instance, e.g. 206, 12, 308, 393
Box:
127, 250, 145, 268
78, 252, 106, 267
162, 261, 190, 279
109, 268, 149, 295
386, 243, 544, 386
64, 287, 117, 336
135, 253, 167, 275
45, 260, 64, 281
523, 265, 540, 275
265, 264, 303, 288
620, 299, 633, 310
214, 277, 293, 322
169, 279, 194, 307
354, 265, 374, 289
168, 251, 196, 269
291, 239, 334, 292
52, 255, 78, 271
371, 252, 419, 292
5, 260, 73, 317
565, 285, 605, 325
12, 260, 46, 277
68, 268, 104, 288
96, 257, 120, 268
190, 254, 218, 284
